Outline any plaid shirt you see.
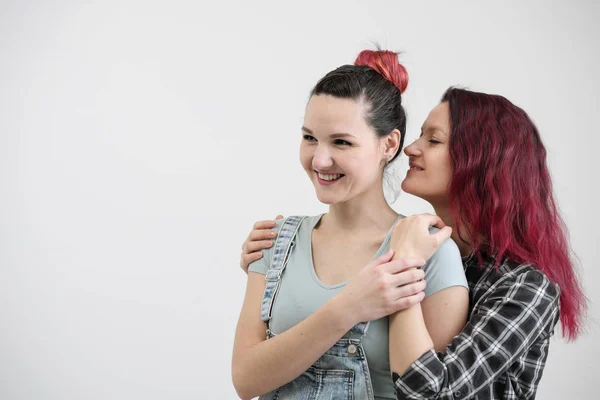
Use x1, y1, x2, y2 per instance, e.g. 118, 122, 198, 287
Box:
393, 253, 561, 399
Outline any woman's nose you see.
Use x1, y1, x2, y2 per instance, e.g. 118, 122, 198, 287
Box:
312, 146, 334, 169
404, 140, 421, 157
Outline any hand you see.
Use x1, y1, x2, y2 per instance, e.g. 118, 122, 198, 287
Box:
240, 215, 284, 273
334, 250, 427, 325
390, 214, 452, 261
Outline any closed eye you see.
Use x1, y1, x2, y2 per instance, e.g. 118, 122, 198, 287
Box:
303, 134, 317, 142
428, 139, 442, 144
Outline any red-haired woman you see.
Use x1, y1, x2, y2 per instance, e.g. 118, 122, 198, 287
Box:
232, 51, 469, 400
241, 88, 586, 399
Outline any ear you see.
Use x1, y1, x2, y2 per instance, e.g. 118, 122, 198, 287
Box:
381, 129, 402, 161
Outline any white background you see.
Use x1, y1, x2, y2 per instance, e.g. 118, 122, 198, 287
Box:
1, 1, 598, 399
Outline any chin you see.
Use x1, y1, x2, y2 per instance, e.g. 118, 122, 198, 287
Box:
315, 189, 351, 205
315, 194, 340, 205
401, 184, 427, 201
401, 180, 416, 196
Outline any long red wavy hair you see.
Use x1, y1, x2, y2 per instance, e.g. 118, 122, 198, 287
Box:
442, 87, 586, 340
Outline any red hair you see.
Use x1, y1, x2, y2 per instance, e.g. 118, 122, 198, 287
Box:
354, 50, 408, 93
442, 87, 586, 340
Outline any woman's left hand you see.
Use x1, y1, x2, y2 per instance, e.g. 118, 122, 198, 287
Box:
390, 214, 452, 261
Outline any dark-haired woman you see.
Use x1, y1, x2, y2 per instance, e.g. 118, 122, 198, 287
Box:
231, 50, 469, 400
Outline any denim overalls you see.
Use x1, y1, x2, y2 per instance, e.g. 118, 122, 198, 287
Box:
259, 216, 376, 400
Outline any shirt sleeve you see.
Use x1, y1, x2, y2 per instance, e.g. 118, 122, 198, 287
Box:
423, 237, 469, 298
393, 268, 560, 399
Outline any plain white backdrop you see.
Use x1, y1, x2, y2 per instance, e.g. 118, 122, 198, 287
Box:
1, 1, 598, 399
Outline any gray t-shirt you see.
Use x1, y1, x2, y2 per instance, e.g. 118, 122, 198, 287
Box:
248, 214, 468, 400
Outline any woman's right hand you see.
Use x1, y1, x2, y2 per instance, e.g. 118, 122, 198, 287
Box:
334, 250, 427, 324
240, 215, 284, 273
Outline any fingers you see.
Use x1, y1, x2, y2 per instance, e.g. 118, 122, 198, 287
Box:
253, 220, 277, 230
249, 228, 277, 242
370, 249, 395, 267
244, 219, 277, 251
382, 257, 425, 274
393, 279, 426, 298
244, 240, 273, 254
240, 252, 263, 273
392, 291, 426, 312
275, 215, 284, 220
240, 218, 280, 272
390, 267, 425, 287
431, 226, 453, 246
420, 213, 446, 229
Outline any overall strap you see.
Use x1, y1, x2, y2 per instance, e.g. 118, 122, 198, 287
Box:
351, 321, 370, 335
260, 216, 306, 335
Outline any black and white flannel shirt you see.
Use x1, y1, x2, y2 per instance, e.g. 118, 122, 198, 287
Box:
393, 253, 561, 399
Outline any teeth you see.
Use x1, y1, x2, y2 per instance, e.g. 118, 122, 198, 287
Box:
318, 172, 343, 181
410, 167, 424, 171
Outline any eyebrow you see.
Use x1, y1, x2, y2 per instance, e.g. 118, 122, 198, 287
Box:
421, 125, 448, 136
301, 126, 356, 139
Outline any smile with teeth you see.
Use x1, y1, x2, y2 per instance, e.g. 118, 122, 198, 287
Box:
317, 172, 345, 181
409, 166, 424, 171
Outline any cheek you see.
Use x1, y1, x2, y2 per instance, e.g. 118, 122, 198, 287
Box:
299, 146, 312, 169
441, 154, 453, 177
432, 156, 453, 188
347, 154, 378, 179
353, 147, 382, 169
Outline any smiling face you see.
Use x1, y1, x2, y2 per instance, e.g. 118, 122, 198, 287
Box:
300, 94, 396, 205
401, 101, 453, 205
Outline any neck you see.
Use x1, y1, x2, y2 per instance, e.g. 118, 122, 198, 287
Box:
324, 185, 397, 234
432, 204, 473, 257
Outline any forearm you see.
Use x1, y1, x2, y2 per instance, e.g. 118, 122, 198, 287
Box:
389, 305, 434, 375
388, 249, 434, 375
390, 269, 559, 400
233, 296, 356, 399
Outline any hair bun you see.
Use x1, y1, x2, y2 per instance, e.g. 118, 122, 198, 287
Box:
354, 50, 408, 93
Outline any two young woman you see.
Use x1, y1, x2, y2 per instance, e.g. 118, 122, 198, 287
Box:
233, 49, 585, 399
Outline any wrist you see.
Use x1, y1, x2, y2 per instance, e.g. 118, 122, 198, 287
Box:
392, 249, 421, 261
325, 293, 360, 332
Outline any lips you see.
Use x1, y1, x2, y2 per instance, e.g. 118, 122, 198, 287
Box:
315, 170, 345, 185
317, 172, 344, 181
409, 161, 424, 171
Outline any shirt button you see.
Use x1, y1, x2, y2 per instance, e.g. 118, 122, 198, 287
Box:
347, 344, 357, 354
454, 390, 461, 398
